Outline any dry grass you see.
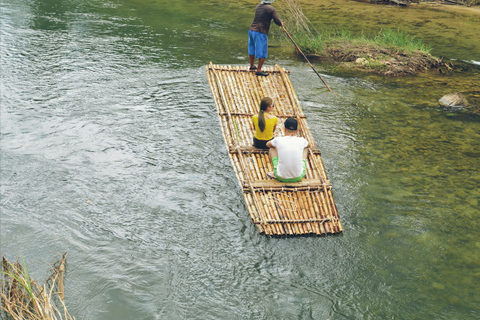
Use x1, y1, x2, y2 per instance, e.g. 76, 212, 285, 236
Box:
1, 254, 74, 320
276, 0, 316, 35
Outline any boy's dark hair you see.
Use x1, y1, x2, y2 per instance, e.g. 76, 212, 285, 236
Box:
284, 118, 298, 131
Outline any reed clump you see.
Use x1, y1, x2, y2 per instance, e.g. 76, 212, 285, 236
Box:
276, 0, 449, 76
1, 254, 74, 320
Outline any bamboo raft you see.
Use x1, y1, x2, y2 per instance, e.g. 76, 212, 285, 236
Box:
206, 62, 342, 236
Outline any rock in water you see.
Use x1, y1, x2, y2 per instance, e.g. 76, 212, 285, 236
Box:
438, 92, 469, 109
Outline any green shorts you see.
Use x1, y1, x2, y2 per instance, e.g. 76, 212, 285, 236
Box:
272, 157, 307, 183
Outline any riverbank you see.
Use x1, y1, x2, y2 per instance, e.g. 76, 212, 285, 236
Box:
288, 0, 480, 62
280, 0, 480, 76
307, 41, 450, 76
279, 0, 480, 112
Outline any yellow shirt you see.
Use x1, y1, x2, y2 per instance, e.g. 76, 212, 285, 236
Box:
252, 113, 278, 140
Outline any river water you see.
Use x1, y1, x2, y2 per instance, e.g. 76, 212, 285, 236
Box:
1, 0, 479, 319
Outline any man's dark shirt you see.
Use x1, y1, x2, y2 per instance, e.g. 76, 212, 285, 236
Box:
249, 3, 282, 35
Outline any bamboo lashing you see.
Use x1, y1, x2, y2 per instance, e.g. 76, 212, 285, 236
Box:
206, 63, 343, 236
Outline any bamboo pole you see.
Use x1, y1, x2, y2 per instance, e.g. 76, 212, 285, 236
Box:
236, 71, 252, 115
313, 195, 326, 235
209, 64, 241, 146
282, 195, 295, 234
324, 191, 336, 233
310, 192, 324, 235
319, 191, 334, 233
247, 193, 265, 233
227, 66, 244, 114
272, 192, 288, 234
315, 192, 331, 234
266, 192, 284, 235
249, 154, 262, 181
238, 117, 249, 146
245, 154, 256, 181
264, 192, 280, 234
311, 192, 325, 235
298, 192, 311, 234
264, 153, 273, 174
290, 191, 304, 234
298, 191, 313, 234
304, 191, 319, 234
292, 191, 305, 234
292, 192, 306, 234
276, 65, 303, 112
232, 154, 245, 182
255, 154, 266, 180
245, 193, 256, 223
286, 192, 299, 234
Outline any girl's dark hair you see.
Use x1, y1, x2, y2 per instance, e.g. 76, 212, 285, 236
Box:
258, 97, 272, 132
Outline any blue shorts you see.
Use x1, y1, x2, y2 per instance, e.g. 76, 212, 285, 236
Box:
248, 30, 268, 59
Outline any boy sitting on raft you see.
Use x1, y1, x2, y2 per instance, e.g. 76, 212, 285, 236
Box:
266, 118, 309, 182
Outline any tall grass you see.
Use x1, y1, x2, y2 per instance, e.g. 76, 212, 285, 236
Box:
285, 27, 431, 56
373, 28, 432, 53
1, 254, 74, 320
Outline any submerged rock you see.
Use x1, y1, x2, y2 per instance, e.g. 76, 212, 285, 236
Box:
438, 92, 469, 109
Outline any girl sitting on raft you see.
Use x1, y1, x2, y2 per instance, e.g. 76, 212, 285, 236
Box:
252, 97, 278, 149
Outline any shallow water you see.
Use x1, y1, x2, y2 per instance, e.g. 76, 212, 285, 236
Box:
1, 0, 479, 319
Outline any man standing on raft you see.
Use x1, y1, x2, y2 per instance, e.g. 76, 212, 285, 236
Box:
266, 118, 310, 182
248, 0, 283, 77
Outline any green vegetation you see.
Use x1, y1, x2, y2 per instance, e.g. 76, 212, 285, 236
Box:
292, 28, 432, 56
276, 0, 447, 76
372, 28, 432, 54
292, 29, 431, 55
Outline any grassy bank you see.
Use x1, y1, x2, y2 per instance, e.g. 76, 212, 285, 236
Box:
293, 28, 432, 56
277, 0, 452, 76
290, 28, 448, 76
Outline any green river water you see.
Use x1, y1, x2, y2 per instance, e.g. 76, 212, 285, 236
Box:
1, 0, 479, 319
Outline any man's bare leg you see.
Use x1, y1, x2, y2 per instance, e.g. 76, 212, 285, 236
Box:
249, 55, 256, 70
257, 58, 265, 72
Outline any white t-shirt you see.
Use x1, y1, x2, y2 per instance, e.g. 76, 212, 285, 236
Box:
271, 136, 308, 179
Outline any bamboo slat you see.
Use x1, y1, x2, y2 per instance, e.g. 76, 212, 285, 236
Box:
206, 63, 342, 236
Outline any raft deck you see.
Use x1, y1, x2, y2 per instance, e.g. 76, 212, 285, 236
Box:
206, 63, 342, 236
